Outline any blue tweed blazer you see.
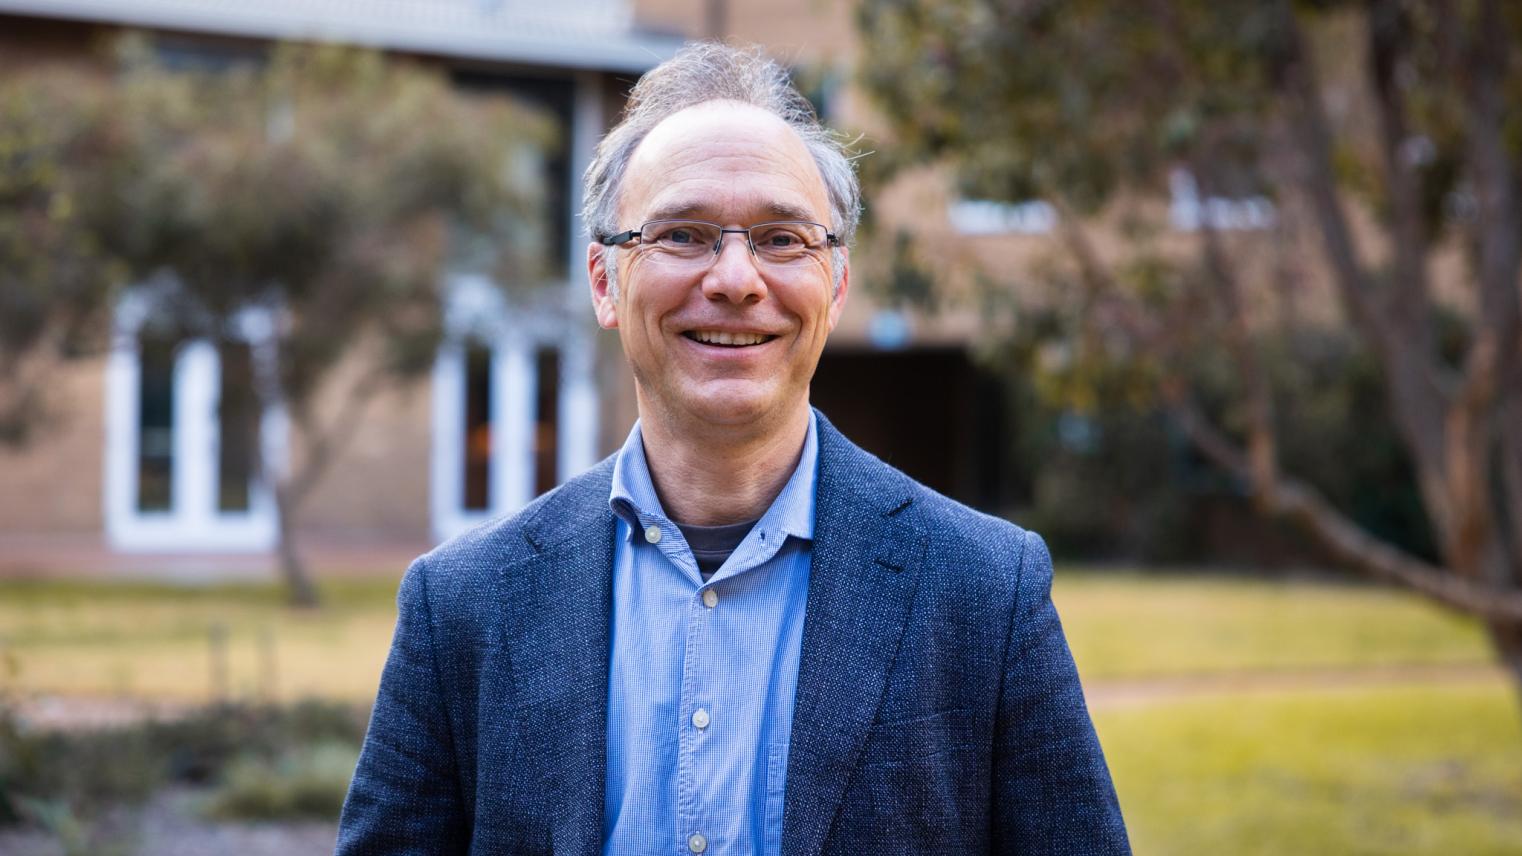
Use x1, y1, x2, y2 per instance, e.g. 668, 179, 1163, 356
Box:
337, 413, 1129, 855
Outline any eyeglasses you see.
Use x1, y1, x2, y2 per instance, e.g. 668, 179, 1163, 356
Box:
599, 219, 840, 270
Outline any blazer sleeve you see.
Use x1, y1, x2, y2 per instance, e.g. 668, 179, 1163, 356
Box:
992, 530, 1131, 855
337, 557, 469, 855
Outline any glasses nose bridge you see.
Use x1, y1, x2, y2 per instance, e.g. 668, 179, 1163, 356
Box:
712, 226, 758, 261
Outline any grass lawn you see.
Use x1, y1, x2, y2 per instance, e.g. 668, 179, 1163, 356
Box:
0, 568, 1496, 702
0, 578, 400, 703
1097, 684, 1522, 855
1053, 570, 1493, 678
2, 569, 1520, 853
1051, 571, 1521, 852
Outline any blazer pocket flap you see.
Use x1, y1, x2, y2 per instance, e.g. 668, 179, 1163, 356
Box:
859, 708, 974, 766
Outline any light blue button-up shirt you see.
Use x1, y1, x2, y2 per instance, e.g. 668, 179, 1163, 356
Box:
602, 413, 817, 856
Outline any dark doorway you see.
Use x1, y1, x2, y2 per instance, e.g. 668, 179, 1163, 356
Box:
811, 347, 1010, 511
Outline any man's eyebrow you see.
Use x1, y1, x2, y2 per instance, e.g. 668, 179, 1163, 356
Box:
644, 202, 709, 222
760, 202, 821, 223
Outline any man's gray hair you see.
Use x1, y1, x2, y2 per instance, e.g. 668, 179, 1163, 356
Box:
583, 42, 861, 295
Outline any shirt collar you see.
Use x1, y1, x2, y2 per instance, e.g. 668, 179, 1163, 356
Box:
608, 410, 818, 544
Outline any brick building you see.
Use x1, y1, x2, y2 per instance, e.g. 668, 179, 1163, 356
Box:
0, 0, 1039, 575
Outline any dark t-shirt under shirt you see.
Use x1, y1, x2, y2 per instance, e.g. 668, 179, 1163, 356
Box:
675, 518, 758, 581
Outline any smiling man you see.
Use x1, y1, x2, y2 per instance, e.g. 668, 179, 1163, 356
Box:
338, 43, 1128, 856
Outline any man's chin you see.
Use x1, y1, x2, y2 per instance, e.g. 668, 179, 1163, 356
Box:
673, 385, 797, 431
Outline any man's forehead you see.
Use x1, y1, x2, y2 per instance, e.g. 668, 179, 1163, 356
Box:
620, 101, 829, 223
643, 198, 818, 224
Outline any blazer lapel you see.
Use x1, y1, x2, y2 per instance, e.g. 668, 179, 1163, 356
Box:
781, 416, 927, 856
498, 462, 616, 856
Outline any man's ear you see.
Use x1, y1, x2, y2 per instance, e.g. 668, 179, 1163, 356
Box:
826, 247, 850, 333
587, 242, 618, 329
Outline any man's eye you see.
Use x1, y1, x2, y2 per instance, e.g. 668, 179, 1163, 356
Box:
758, 230, 804, 248
650, 225, 710, 247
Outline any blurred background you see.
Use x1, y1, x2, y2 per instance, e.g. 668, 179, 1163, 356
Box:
2, 0, 1521, 853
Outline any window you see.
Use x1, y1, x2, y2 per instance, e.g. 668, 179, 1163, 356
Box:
429, 308, 594, 544
450, 71, 574, 282
533, 347, 560, 497
463, 341, 494, 511
1169, 169, 1275, 232
216, 341, 260, 514
136, 335, 177, 513
105, 297, 281, 552
948, 199, 1057, 235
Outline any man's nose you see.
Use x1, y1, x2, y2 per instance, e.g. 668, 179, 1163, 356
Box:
700, 233, 768, 304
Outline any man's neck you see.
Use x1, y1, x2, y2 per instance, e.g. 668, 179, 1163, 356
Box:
637, 403, 810, 527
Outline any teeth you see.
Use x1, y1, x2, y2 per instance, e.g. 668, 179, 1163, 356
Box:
691, 330, 768, 346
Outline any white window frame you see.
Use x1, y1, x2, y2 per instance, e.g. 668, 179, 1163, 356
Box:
429, 275, 598, 542
103, 292, 286, 552
1169, 168, 1276, 232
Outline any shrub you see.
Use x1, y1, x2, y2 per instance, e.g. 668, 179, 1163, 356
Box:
205, 740, 360, 821
0, 699, 366, 829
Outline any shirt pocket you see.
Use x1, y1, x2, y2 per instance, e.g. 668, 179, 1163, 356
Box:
763, 741, 787, 856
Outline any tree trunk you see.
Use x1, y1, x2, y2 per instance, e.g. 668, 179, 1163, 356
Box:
274, 479, 320, 609
245, 317, 322, 609
1486, 620, 1522, 712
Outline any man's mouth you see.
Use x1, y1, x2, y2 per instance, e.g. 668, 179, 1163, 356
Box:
683, 329, 776, 347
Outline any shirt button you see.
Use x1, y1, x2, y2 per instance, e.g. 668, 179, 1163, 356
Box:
702, 589, 719, 608
644, 524, 662, 544
692, 707, 710, 729
688, 832, 708, 853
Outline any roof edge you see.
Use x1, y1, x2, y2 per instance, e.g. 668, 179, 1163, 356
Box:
0, 0, 683, 73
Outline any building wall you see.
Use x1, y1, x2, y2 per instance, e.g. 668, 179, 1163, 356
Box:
287, 352, 435, 543
0, 12, 616, 555
0, 356, 107, 534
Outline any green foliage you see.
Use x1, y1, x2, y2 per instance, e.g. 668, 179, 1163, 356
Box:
0, 34, 554, 441
857, 0, 1285, 211
206, 739, 359, 821
102, 36, 552, 413
0, 67, 124, 443
0, 699, 364, 833
0, 705, 163, 823
1000, 319, 1438, 562
145, 700, 366, 785
855, 0, 1522, 575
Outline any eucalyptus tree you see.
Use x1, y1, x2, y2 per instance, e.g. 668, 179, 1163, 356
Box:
858, 0, 1522, 688
2, 38, 551, 605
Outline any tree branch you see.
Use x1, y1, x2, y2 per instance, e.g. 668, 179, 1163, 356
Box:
1193, 201, 1278, 499
1274, 0, 1453, 533
286, 361, 391, 507
1366, 0, 1438, 358
1166, 391, 1522, 621
1442, 0, 1522, 577
1048, 198, 1182, 359
1504, 418, 1522, 580
1499, 357, 1522, 582
1274, 1, 1391, 348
